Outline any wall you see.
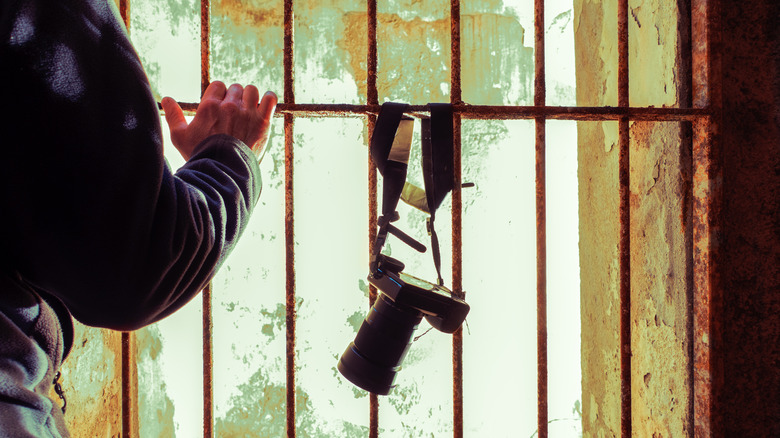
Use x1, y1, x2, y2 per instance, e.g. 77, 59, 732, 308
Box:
53, 322, 123, 437
719, 1, 780, 435
574, 0, 693, 436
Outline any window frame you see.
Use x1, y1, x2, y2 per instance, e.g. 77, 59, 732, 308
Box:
115, 0, 723, 436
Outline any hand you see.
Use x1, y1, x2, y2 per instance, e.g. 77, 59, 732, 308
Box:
162, 81, 277, 161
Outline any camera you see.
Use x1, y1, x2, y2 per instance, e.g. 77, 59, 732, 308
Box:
337, 102, 470, 395
337, 254, 469, 395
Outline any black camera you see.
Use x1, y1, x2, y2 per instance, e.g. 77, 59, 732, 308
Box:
337, 253, 469, 395
337, 102, 470, 395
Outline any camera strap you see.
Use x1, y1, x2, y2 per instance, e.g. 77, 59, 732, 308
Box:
370, 102, 454, 285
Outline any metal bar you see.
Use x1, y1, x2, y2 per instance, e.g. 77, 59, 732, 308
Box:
164, 102, 708, 121
367, 0, 378, 108
533, 0, 548, 437
202, 285, 214, 438
284, 0, 295, 105
120, 3, 133, 436
121, 332, 135, 437
119, 0, 130, 30
366, 0, 379, 436
692, 0, 723, 437
283, 2, 296, 436
199, 1, 214, 436
449, 1, 464, 437
367, 115, 379, 438
200, 0, 210, 96
534, 0, 545, 108
617, 0, 631, 435
284, 113, 296, 438
535, 119, 548, 438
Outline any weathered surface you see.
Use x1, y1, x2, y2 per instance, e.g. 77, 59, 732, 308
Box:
718, 1, 780, 436
575, 0, 692, 436
54, 322, 123, 437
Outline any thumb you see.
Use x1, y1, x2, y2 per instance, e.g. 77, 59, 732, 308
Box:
161, 97, 187, 133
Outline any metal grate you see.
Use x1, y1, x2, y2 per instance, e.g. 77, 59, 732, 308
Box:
115, 0, 723, 436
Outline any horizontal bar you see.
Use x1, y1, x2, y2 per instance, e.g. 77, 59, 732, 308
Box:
162, 102, 710, 121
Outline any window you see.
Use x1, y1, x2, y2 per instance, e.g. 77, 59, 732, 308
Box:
54, 0, 720, 437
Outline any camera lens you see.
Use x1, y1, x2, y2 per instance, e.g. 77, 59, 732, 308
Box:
337, 293, 423, 395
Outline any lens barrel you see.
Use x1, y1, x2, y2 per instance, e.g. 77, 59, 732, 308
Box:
337, 293, 423, 395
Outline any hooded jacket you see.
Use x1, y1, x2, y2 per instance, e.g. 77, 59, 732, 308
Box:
0, 0, 263, 435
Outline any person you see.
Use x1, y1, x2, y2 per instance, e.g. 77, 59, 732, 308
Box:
0, 0, 277, 436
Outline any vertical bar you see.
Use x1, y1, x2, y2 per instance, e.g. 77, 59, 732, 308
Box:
692, 0, 723, 437
200, 0, 211, 96
121, 332, 136, 437
119, 4, 135, 437
617, 0, 631, 436
283, 1, 296, 437
534, 0, 548, 437
450, 2, 464, 438
119, 0, 130, 30
199, 1, 214, 436
202, 286, 214, 438
366, 1, 379, 437
535, 119, 548, 438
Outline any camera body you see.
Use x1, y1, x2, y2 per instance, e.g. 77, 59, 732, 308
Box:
369, 254, 469, 334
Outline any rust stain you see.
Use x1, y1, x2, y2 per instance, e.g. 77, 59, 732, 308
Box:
212, 0, 282, 27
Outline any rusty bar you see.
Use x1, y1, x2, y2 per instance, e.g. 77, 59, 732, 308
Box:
533, 0, 548, 436
449, 1, 464, 437
451, 129, 464, 438
535, 118, 548, 438
283, 0, 296, 436
451, 116, 464, 438
284, 113, 296, 438
367, 0, 378, 106
199, 1, 214, 436
692, 0, 723, 437
367, 0, 379, 435
119, 0, 130, 30
450, 0, 462, 104
618, 116, 631, 438
284, 0, 295, 105
166, 102, 708, 121
618, 0, 629, 108
367, 114, 379, 438
121, 332, 135, 437
200, 0, 210, 96
617, 0, 631, 435
534, 0, 545, 108
202, 285, 214, 438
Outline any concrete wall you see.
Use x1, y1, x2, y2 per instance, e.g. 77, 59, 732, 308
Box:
576, 0, 780, 436
54, 322, 123, 437
574, 0, 693, 436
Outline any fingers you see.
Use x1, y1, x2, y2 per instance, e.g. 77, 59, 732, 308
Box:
168, 82, 277, 162
201, 81, 227, 101
243, 85, 260, 110
215, 84, 243, 134
161, 97, 186, 129
258, 91, 278, 123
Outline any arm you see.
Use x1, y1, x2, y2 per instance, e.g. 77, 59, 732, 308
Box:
0, 0, 276, 330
